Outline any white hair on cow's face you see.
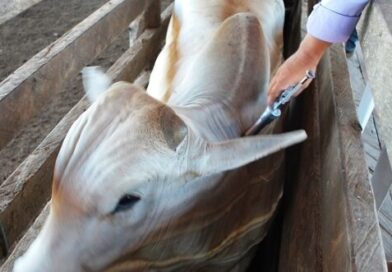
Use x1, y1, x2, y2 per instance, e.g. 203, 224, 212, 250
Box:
82, 66, 112, 103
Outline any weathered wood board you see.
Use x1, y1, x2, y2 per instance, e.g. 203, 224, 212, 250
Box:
0, 204, 49, 271
279, 44, 387, 271
277, 1, 387, 270
379, 186, 392, 262
0, 0, 149, 151
0, 6, 171, 263
0, 0, 388, 271
358, 0, 392, 185
278, 80, 322, 271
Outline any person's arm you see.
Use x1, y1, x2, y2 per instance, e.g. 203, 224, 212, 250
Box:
267, 34, 330, 105
307, 0, 369, 43
267, 0, 369, 106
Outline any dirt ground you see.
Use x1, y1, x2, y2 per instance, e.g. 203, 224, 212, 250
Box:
0, 0, 171, 184
0, 0, 109, 82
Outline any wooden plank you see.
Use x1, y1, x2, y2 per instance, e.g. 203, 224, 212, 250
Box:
364, 148, 380, 174
0, 6, 171, 261
0, 0, 43, 25
0, 103, 86, 256
129, 14, 146, 44
279, 2, 323, 270
316, 47, 355, 272
379, 189, 392, 261
129, 0, 161, 45
0, 204, 49, 271
358, 0, 392, 181
326, 45, 387, 271
362, 130, 382, 151
0, 0, 147, 151
144, 0, 161, 28
364, 142, 381, 162
279, 44, 387, 271
134, 70, 151, 88
278, 80, 322, 271
372, 148, 392, 209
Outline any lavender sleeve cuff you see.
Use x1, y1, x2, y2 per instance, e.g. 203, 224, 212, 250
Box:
307, 3, 361, 43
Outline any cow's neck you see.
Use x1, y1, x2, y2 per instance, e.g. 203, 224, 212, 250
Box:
165, 14, 272, 141
147, 2, 284, 141
173, 103, 243, 141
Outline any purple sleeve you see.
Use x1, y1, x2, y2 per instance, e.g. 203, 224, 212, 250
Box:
307, 0, 369, 43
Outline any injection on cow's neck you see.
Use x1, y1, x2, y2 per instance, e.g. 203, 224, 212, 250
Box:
244, 70, 316, 136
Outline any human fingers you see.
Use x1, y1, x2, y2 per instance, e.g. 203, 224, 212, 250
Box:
267, 54, 315, 105
267, 59, 299, 105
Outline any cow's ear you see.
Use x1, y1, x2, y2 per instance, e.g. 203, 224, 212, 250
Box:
159, 106, 188, 151
192, 130, 307, 175
82, 66, 112, 103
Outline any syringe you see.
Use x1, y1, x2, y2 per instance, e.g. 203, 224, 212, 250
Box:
244, 70, 316, 136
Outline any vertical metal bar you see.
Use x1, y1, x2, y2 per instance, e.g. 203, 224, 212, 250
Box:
357, 83, 375, 131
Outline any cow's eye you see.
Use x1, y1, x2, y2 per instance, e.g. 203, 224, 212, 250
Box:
113, 194, 140, 213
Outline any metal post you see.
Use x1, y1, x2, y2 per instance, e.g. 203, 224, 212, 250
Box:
357, 83, 375, 131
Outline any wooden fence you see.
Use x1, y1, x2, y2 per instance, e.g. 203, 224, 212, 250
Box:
0, 0, 390, 271
0, 1, 170, 268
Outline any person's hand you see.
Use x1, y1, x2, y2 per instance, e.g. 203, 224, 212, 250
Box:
267, 50, 317, 105
267, 34, 331, 105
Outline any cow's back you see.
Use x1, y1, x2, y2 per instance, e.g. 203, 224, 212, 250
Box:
135, 1, 287, 271
147, 0, 284, 116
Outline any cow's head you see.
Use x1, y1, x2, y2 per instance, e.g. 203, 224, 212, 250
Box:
14, 76, 306, 271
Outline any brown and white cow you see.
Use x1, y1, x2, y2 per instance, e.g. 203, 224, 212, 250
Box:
13, 0, 306, 271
